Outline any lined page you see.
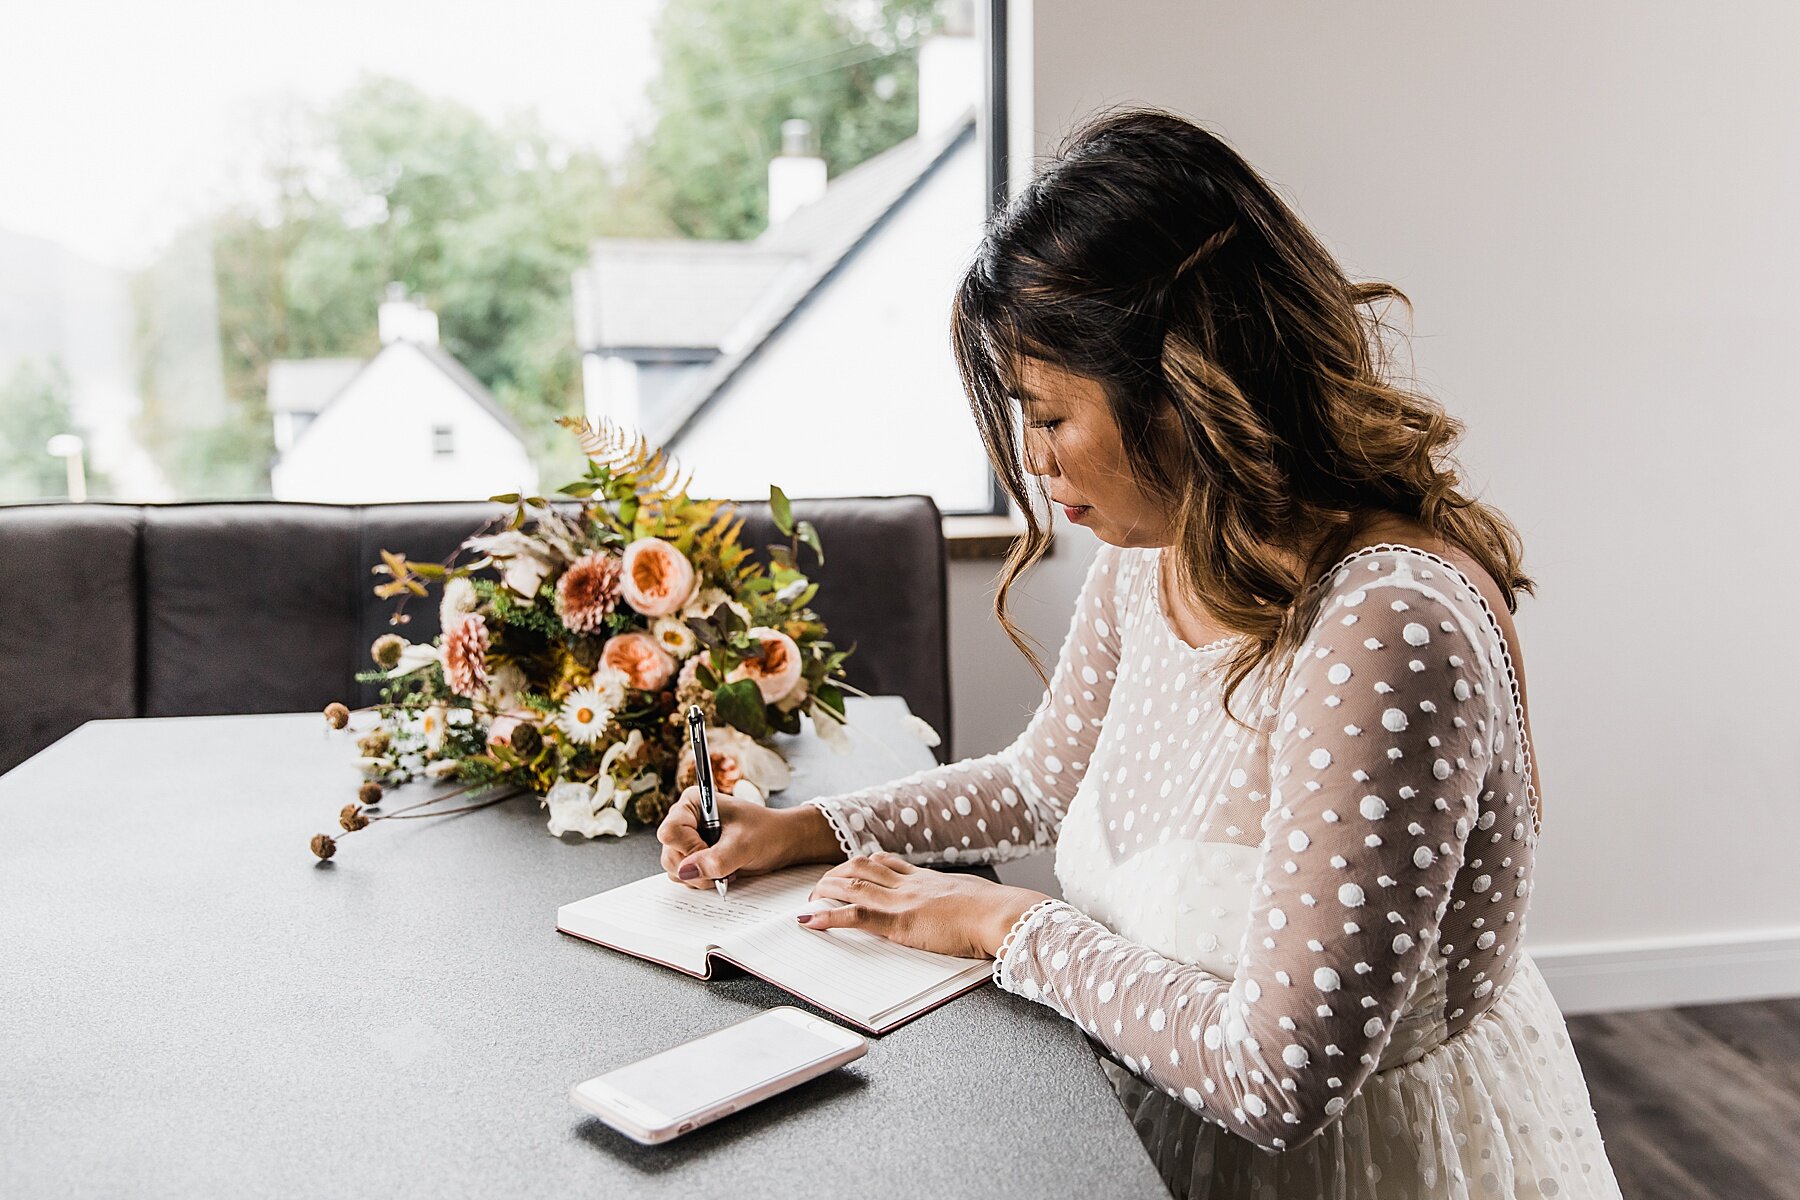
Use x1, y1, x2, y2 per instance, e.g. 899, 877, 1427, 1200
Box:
559, 863, 990, 1025
721, 911, 989, 1026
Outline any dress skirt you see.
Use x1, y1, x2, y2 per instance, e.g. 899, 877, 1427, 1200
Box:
1095, 952, 1625, 1200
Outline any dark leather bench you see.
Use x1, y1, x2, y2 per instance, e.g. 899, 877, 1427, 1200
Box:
0, 496, 950, 775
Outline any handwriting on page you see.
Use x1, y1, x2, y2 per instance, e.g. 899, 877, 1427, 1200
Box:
659, 891, 770, 931
588, 865, 828, 946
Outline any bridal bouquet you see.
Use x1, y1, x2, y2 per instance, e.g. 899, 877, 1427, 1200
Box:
309, 417, 872, 860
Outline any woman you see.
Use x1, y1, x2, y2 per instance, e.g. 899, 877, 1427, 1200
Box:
659, 107, 1624, 1200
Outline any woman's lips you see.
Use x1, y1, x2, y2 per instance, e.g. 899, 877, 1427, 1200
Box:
1061, 504, 1092, 522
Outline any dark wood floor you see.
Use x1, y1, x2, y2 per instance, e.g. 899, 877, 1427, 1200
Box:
1566, 994, 1800, 1200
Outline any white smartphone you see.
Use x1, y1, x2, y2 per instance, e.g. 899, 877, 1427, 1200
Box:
569, 1006, 868, 1145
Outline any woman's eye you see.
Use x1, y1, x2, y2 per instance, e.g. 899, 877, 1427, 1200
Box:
1028, 418, 1062, 431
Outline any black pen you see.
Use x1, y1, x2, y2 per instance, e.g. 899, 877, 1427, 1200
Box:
686, 705, 729, 899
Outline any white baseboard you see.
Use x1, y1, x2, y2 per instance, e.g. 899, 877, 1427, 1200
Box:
1528, 927, 1800, 1015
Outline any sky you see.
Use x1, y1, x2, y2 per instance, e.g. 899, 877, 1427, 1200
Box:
0, 0, 663, 269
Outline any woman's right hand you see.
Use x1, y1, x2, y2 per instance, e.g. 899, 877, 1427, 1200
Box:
657, 787, 843, 888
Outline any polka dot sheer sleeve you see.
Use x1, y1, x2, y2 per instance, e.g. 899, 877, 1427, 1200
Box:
804, 541, 1126, 865
993, 566, 1500, 1153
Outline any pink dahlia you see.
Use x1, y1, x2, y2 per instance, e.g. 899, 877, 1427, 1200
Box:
555, 551, 623, 633
442, 613, 490, 698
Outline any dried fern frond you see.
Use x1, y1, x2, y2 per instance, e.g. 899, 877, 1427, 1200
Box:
556, 415, 694, 497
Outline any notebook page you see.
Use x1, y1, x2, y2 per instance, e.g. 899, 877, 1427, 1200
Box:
557, 865, 827, 972
719, 912, 989, 1026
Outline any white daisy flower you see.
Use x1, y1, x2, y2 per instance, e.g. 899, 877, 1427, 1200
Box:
681, 585, 730, 620
559, 688, 612, 744
651, 615, 700, 659
421, 702, 449, 752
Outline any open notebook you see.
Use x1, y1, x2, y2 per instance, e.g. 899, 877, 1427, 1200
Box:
556, 864, 994, 1034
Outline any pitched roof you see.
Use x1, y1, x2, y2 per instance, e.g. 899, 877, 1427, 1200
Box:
280, 339, 530, 450
576, 107, 978, 375
266, 357, 363, 414
647, 109, 979, 447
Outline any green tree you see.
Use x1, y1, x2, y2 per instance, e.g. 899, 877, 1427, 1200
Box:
636, 0, 942, 239
0, 358, 110, 501
131, 1, 945, 496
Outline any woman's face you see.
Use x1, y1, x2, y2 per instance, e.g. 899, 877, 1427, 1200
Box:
1013, 356, 1175, 548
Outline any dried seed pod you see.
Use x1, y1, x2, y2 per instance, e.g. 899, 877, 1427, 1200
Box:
310, 834, 338, 860
339, 804, 369, 832
358, 781, 384, 806
323, 702, 351, 730
370, 634, 406, 669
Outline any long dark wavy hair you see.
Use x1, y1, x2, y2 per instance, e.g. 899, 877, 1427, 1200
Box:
950, 106, 1535, 730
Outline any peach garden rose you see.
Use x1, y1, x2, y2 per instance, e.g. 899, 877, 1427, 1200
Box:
601, 630, 678, 691
727, 626, 804, 703
619, 537, 696, 617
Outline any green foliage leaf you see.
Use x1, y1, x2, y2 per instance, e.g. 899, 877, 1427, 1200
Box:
714, 601, 747, 637
795, 519, 823, 566
816, 683, 846, 720
768, 484, 794, 537
712, 678, 769, 738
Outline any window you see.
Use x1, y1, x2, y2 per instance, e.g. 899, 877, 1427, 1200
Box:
0, 0, 1005, 513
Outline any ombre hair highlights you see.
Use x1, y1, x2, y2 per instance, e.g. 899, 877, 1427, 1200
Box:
951, 106, 1534, 729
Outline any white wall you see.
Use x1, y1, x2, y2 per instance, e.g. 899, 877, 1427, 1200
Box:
961, 0, 1800, 1007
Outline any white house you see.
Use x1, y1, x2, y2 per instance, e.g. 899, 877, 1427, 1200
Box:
570, 5, 994, 513
269, 285, 538, 504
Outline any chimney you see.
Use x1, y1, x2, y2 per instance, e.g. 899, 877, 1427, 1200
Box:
767, 118, 828, 226
918, 0, 979, 138
378, 281, 441, 346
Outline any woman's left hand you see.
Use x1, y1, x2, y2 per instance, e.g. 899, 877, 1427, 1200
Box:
800, 851, 1050, 960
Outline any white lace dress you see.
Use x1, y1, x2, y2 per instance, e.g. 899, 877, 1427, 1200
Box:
808, 541, 1625, 1200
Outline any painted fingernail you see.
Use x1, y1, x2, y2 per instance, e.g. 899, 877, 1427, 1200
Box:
678, 863, 698, 880
796, 913, 813, 924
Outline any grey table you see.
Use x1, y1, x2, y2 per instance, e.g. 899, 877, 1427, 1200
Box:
1, 696, 1169, 1199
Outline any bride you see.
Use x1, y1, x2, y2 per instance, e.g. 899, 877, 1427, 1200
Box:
658, 106, 1626, 1200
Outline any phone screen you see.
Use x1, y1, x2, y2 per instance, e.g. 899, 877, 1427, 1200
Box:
599, 1014, 850, 1123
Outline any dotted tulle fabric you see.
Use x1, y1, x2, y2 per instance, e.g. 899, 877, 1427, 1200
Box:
810, 542, 1624, 1198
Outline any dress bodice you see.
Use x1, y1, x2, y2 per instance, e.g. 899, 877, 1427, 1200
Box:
810, 539, 1543, 1153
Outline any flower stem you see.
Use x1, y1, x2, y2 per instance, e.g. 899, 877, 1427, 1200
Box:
378, 791, 522, 820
